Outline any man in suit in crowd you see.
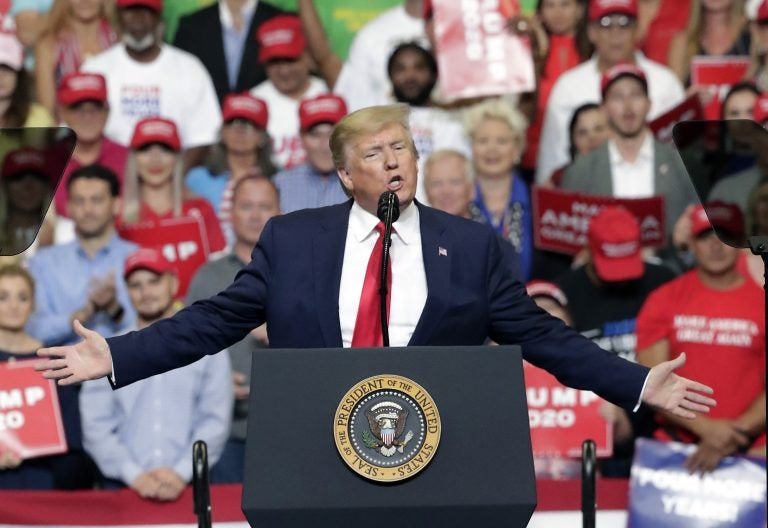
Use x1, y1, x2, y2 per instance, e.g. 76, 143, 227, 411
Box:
561, 63, 697, 240
174, 0, 285, 104
37, 104, 715, 422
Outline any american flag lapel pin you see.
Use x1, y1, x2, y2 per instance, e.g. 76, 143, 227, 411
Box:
438, 246, 448, 257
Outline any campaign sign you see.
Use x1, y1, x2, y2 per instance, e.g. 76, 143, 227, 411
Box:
433, 0, 535, 99
532, 187, 666, 255
117, 216, 211, 298
629, 438, 767, 527
523, 361, 612, 457
650, 94, 705, 144
690, 56, 750, 121
0, 360, 66, 459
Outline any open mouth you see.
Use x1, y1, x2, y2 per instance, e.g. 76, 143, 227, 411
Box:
387, 175, 404, 191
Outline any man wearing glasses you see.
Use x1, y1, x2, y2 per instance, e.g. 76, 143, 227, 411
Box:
535, 0, 685, 185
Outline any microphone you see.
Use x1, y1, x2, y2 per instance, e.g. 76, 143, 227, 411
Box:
377, 192, 399, 347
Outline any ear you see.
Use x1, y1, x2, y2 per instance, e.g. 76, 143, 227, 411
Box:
337, 165, 353, 193
111, 196, 122, 218
587, 23, 597, 46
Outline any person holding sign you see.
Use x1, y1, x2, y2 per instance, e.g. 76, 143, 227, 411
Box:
0, 265, 95, 490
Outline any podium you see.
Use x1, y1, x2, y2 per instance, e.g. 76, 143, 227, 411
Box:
242, 345, 536, 528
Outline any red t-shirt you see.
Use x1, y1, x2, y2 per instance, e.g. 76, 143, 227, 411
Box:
55, 137, 129, 217
636, 270, 765, 446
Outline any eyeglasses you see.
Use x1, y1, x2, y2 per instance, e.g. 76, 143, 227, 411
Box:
596, 15, 634, 29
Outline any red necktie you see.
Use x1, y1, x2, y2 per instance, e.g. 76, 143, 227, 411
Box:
351, 222, 392, 347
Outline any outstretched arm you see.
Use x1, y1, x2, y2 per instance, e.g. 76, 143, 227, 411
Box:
641, 352, 716, 420
35, 320, 113, 385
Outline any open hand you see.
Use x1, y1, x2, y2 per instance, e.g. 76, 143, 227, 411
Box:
35, 320, 113, 385
642, 353, 716, 419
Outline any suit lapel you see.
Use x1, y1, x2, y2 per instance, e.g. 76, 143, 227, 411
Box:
313, 202, 352, 347
598, 147, 614, 195
408, 204, 451, 345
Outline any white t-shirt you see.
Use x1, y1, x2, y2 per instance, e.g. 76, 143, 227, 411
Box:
250, 76, 327, 170
333, 5, 428, 112
82, 44, 222, 149
409, 106, 470, 204
535, 53, 684, 184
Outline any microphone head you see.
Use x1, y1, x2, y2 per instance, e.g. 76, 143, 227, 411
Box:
377, 191, 400, 223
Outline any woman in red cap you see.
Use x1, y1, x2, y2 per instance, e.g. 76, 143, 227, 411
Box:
0, 33, 53, 128
117, 117, 226, 257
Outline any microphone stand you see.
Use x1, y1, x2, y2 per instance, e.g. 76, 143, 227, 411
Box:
377, 192, 400, 347
748, 236, 768, 402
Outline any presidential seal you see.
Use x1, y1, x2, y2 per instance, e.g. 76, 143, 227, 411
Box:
334, 374, 441, 483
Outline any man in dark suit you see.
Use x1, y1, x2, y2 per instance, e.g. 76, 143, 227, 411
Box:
37, 104, 715, 420
173, 0, 285, 104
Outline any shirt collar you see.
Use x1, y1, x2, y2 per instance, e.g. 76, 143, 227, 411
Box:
608, 130, 653, 165
75, 231, 121, 258
349, 200, 420, 245
220, 0, 257, 30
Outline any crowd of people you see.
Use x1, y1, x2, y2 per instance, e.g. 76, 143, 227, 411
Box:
0, 0, 765, 502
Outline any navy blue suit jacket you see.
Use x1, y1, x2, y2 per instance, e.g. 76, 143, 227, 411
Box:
108, 201, 649, 410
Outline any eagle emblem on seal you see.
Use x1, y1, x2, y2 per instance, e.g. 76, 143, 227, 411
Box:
363, 401, 415, 457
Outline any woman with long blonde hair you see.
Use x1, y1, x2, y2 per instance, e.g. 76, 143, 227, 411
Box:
668, 0, 749, 83
34, 0, 117, 115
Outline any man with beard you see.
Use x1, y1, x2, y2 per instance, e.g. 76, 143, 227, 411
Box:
80, 248, 232, 499
28, 165, 137, 347
81, 0, 221, 170
386, 42, 469, 204
561, 63, 696, 241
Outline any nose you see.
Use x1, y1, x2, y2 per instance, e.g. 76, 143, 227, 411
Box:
384, 147, 399, 169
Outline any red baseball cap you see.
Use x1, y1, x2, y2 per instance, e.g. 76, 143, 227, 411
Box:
600, 62, 647, 98
124, 247, 177, 279
130, 117, 181, 151
117, 0, 162, 12
588, 206, 643, 282
589, 0, 638, 21
223, 93, 268, 129
1, 147, 51, 183
58, 72, 108, 106
257, 15, 305, 63
758, 0, 768, 23
0, 32, 23, 71
299, 94, 347, 132
690, 202, 744, 239
526, 280, 568, 308
754, 93, 768, 124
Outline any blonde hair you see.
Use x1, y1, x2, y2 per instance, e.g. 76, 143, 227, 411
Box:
330, 104, 417, 168
39, 0, 116, 40
463, 97, 529, 153
120, 151, 183, 225
681, 0, 746, 78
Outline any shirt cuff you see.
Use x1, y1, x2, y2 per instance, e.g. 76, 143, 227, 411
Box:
633, 371, 651, 413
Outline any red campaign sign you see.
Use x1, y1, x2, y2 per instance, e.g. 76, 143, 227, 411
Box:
433, 0, 535, 99
690, 57, 750, 121
0, 360, 67, 459
524, 361, 612, 457
533, 187, 666, 255
117, 216, 211, 298
650, 93, 705, 144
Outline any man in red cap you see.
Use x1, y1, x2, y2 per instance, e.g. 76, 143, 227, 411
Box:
637, 202, 766, 473
272, 94, 349, 213
555, 206, 675, 475
82, 0, 221, 171
250, 14, 328, 170
173, 0, 286, 104
562, 63, 697, 242
80, 247, 232, 500
536, 0, 684, 185
56, 72, 128, 218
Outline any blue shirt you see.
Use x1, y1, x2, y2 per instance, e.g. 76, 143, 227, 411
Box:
186, 166, 228, 213
273, 162, 349, 214
221, 1, 256, 90
80, 347, 232, 484
27, 234, 138, 346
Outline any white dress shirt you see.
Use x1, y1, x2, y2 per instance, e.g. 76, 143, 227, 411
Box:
339, 201, 428, 347
608, 131, 655, 198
